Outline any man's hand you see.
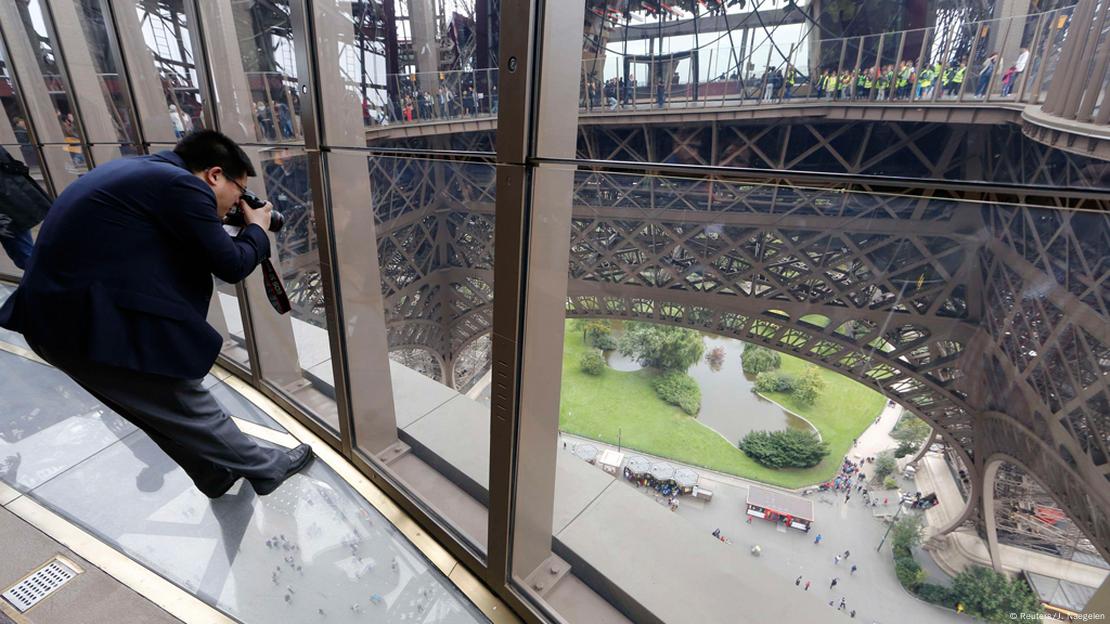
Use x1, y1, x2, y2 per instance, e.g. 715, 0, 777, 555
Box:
241, 199, 273, 233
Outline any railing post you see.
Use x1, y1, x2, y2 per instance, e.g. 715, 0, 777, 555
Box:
912, 27, 932, 102
984, 17, 1013, 102
931, 24, 955, 103
957, 23, 983, 102
1028, 9, 1065, 104
1014, 12, 1047, 103
872, 32, 886, 101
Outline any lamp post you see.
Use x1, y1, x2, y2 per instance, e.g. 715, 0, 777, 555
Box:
877, 498, 906, 552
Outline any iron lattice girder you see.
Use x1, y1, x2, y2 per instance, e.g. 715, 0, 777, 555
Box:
980, 417, 1110, 562
316, 123, 1110, 552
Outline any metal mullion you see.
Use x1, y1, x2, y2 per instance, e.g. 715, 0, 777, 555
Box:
37, 0, 95, 167
0, 21, 55, 196
958, 24, 983, 102
1015, 13, 1046, 103
185, 0, 224, 134
984, 17, 1013, 102
105, 0, 179, 147
290, 0, 355, 457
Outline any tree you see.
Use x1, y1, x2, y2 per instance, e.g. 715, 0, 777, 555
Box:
892, 414, 932, 443
741, 344, 781, 375
579, 350, 606, 376
570, 319, 612, 348
874, 450, 898, 481
895, 556, 926, 591
950, 567, 1043, 623
791, 365, 825, 405
705, 346, 726, 371
739, 429, 829, 469
651, 371, 701, 415
890, 515, 924, 554
754, 371, 797, 393
618, 322, 705, 372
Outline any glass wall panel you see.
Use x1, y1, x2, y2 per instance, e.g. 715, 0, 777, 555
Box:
6, 0, 84, 147
512, 164, 1109, 623
327, 151, 494, 554
0, 41, 38, 166
227, 0, 304, 143
65, 0, 140, 145
130, 0, 207, 132
248, 146, 340, 431
565, 3, 1107, 190
211, 277, 252, 371
321, 0, 500, 149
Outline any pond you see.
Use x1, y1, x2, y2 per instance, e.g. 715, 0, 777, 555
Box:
605, 332, 816, 445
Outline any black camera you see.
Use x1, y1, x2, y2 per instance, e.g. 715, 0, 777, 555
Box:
224, 188, 284, 232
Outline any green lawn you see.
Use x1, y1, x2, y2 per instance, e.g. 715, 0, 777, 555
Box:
558, 324, 885, 489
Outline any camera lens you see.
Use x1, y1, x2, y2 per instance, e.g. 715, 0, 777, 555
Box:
269, 210, 285, 233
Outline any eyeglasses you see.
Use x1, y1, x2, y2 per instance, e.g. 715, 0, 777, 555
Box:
229, 178, 248, 195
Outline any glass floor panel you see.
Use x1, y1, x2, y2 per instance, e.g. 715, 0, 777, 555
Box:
0, 327, 488, 623
0, 350, 136, 493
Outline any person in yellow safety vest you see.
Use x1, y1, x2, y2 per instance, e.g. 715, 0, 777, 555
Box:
876, 65, 889, 100
840, 71, 851, 100
785, 65, 796, 99
829, 70, 839, 100
895, 61, 911, 99
862, 68, 874, 100
950, 61, 967, 96
855, 70, 866, 100
917, 64, 935, 99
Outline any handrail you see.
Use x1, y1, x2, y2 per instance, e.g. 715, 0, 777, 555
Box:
351, 4, 1106, 131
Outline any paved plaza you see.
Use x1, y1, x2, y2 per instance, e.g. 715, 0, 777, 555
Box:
560, 403, 964, 624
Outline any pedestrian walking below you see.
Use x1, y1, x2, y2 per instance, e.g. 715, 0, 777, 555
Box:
814, 533, 823, 544
834, 555, 842, 565
843, 549, 850, 559
795, 575, 802, 586
850, 564, 858, 575
804, 580, 811, 591
830, 577, 839, 589
838, 598, 846, 611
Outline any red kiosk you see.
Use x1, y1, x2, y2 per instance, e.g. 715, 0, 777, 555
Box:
745, 485, 815, 532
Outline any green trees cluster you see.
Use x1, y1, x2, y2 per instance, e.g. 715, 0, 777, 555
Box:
892, 415, 932, 458
754, 371, 796, 393
874, 450, 898, 482
572, 319, 616, 351
579, 350, 606, 376
618, 322, 705, 414
890, 515, 926, 591
618, 322, 705, 371
651, 371, 702, 415
792, 365, 825, 405
889, 514, 1042, 621
753, 364, 825, 405
738, 429, 829, 469
948, 567, 1043, 622
741, 343, 781, 375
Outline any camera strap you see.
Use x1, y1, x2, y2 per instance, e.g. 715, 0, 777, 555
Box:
261, 259, 291, 314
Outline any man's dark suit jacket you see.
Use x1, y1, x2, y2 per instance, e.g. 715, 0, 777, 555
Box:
0, 151, 270, 379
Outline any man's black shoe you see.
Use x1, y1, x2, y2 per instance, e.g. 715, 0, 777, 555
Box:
198, 469, 239, 499
252, 444, 314, 495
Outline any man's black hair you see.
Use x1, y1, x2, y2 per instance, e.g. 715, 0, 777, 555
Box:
173, 129, 256, 178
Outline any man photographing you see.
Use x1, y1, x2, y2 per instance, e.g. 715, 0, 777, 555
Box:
0, 130, 313, 498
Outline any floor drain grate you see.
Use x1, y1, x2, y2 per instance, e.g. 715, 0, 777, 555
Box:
2, 557, 80, 612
